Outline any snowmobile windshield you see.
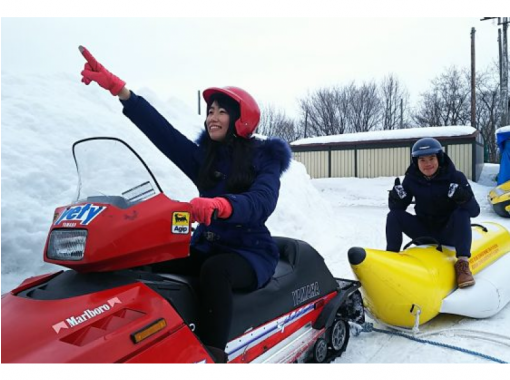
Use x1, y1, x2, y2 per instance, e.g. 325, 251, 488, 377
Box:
71, 137, 162, 209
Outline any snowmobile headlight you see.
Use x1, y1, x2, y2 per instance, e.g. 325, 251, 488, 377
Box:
47, 229, 87, 261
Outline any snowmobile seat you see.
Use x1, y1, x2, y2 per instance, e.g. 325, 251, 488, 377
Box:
228, 236, 339, 340
272, 237, 295, 277
148, 272, 201, 327
148, 237, 338, 342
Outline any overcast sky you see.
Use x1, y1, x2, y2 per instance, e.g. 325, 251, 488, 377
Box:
1, 10, 507, 119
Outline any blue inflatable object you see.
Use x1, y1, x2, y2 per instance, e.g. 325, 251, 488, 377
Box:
497, 130, 510, 185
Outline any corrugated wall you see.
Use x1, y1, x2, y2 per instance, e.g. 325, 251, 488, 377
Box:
357, 147, 409, 178
331, 150, 355, 177
292, 151, 329, 178
447, 144, 472, 180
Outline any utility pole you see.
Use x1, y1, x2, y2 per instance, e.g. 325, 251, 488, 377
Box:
481, 17, 509, 128
471, 27, 476, 129
501, 18, 509, 127
499, 29, 503, 83
400, 98, 404, 129
197, 90, 201, 115
304, 110, 308, 138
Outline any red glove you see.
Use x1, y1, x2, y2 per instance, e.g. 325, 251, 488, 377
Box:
190, 197, 233, 226
79, 45, 126, 96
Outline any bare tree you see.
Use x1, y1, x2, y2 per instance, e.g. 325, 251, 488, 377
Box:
380, 74, 411, 130
347, 81, 381, 133
334, 84, 354, 135
414, 66, 471, 127
298, 82, 382, 136
289, 63, 503, 157
258, 104, 299, 142
413, 90, 443, 127
298, 87, 348, 137
439, 66, 471, 125
475, 65, 501, 162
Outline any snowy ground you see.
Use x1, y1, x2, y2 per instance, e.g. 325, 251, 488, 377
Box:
2, 72, 510, 365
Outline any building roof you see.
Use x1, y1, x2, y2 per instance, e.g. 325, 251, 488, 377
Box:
291, 126, 477, 148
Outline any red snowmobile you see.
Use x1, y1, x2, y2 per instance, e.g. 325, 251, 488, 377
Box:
1, 137, 364, 363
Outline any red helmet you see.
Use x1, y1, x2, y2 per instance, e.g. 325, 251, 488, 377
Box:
203, 86, 260, 138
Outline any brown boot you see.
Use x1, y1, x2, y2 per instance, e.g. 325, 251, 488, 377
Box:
454, 259, 475, 288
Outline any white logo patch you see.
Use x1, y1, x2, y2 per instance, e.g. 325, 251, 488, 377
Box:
52, 297, 121, 333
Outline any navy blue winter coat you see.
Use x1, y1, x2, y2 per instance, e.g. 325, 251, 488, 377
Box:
121, 92, 292, 288
391, 153, 480, 229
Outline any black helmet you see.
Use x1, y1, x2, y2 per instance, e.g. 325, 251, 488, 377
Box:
411, 137, 444, 165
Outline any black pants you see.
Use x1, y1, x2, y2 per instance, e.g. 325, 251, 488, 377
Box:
386, 208, 472, 258
153, 249, 257, 349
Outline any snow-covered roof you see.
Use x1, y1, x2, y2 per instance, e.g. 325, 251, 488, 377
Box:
291, 126, 477, 146
496, 125, 510, 135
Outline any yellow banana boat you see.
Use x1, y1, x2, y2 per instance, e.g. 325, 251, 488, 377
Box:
348, 222, 510, 328
488, 180, 510, 217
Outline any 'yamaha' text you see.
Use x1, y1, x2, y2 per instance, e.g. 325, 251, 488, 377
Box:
291, 282, 320, 306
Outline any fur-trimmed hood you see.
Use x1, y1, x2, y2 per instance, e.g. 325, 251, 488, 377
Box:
195, 130, 292, 175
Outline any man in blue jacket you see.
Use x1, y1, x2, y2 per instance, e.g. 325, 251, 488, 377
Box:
386, 137, 480, 288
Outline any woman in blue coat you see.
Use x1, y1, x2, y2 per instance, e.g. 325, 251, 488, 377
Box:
386, 137, 480, 289
79, 46, 291, 358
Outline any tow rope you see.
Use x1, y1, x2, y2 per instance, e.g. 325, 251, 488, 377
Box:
356, 322, 508, 364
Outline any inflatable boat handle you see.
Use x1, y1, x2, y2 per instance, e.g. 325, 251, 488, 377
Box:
403, 237, 443, 252
471, 223, 488, 232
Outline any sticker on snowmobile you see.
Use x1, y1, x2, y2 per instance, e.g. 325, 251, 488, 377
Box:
52, 297, 122, 334
226, 302, 316, 360
54, 203, 106, 226
291, 282, 320, 307
172, 212, 190, 234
